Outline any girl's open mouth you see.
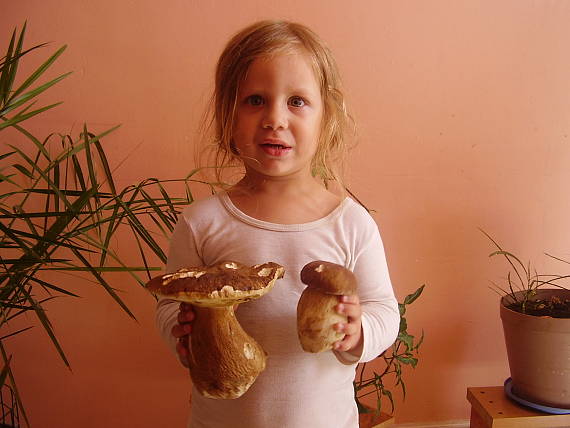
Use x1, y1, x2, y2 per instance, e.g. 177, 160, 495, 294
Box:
261, 143, 292, 156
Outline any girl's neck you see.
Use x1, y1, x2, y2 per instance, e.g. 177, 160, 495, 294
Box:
234, 172, 318, 196
227, 174, 343, 224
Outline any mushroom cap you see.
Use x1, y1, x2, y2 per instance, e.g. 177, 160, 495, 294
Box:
146, 261, 285, 307
300, 261, 357, 295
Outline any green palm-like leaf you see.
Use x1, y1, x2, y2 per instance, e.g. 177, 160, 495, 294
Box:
0, 23, 211, 427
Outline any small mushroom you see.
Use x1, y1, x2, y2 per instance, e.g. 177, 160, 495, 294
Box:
146, 261, 284, 399
297, 261, 357, 353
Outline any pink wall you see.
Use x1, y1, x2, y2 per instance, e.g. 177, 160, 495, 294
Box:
2, 1, 570, 426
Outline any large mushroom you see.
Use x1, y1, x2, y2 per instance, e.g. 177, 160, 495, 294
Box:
146, 260, 284, 399
297, 261, 357, 353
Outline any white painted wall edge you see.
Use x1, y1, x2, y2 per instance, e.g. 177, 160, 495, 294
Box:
393, 420, 469, 428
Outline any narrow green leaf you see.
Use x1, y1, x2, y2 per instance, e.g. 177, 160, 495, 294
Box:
70, 146, 87, 193
0, 27, 17, 103
70, 247, 137, 321
82, 125, 97, 193
157, 181, 176, 217
8, 143, 75, 213
129, 224, 154, 282
395, 355, 418, 367
34, 302, 71, 368
52, 124, 120, 164
37, 266, 160, 272
9, 44, 68, 102
53, 156, 61, 212
398, 316, 407, 334
0, 42, 48, 70
412, 331, 425, 351
0, 101, 63, 130
4, 22, 26, 99
99, 196, 124, 266
0, 222, 41, 260
13, 163, 33, 178
404, 284, 425, 305
0, 151, 16, 161
12, 122, 51, 159
114, 190, 167, 262
381, 387, 394, 413
0, 356, 11, 388
3, 71, 72, 115
396, 332, 414, 351
0, 340, 31, 426
0, 326, 34, 342
0, 172, 17, 186
19, 188, 112, 197
0, 257, 71, 264
93, 135, 116, 195
140, 188, 172, 231
15, 205, 41, 242
28, 276, 80, 297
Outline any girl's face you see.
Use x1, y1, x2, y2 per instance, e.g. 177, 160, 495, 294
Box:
232, 52, 323, 183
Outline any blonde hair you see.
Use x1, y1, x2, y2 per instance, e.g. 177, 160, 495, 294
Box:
200, 20, 354, 187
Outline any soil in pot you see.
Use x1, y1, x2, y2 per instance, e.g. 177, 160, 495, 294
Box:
505, 294, 570, 318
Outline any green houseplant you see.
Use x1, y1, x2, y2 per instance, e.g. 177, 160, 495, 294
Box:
0, 23, 211, 427
482, 230, 570, 410
348, 192, 425, 421
354, 285, 424, 426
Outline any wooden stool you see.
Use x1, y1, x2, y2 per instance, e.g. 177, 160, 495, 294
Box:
467, 386, 570, 427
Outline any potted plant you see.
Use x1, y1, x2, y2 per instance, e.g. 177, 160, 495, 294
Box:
355, 285, 425, 427
482, 230, 570, 410
0, 23, 208, 427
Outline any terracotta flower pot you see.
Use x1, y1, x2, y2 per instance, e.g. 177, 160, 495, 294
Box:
500, 289, 570, 408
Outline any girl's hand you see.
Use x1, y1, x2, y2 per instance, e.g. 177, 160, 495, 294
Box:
333, 295, 363, 354
171, 302, 195, 368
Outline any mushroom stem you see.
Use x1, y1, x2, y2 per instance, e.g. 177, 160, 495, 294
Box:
297, 288, 346, 353
297, 261, 357, 353
188, 306, 267, 399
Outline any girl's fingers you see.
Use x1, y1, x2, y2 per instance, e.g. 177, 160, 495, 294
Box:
180, 302, 193, 312
334, 321, 360, 336
334, 333, 358, 351
334, 295, 362, 351
178, 309, 195, 324
171, 321, 193, 338
336, 304, 361, 319
171, 303, 194, 368
339, 295, 359, 305
336, 295, 361, 319
176, 338, 190, 368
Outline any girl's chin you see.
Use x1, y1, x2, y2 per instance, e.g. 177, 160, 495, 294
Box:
243, 165, 314, 182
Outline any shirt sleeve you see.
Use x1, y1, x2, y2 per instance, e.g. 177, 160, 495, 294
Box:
155, 211, 204, 355
334, 208, 400, 365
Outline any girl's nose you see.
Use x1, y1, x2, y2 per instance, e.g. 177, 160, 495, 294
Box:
262, 103, 288, 130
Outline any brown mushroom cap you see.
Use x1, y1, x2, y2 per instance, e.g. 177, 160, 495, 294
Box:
300, 261, 357, 295
146, 261, 285, 307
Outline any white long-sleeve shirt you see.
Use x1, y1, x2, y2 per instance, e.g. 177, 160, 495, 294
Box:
156, 192, 399, 428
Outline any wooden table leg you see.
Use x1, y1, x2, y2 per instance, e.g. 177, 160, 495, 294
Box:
470, 406, 489, 428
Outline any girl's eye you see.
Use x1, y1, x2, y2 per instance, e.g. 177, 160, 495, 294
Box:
289, 96, 305, 107
246, 95, 264, 106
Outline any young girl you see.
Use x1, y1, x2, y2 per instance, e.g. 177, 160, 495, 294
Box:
156, 20, 399, 428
